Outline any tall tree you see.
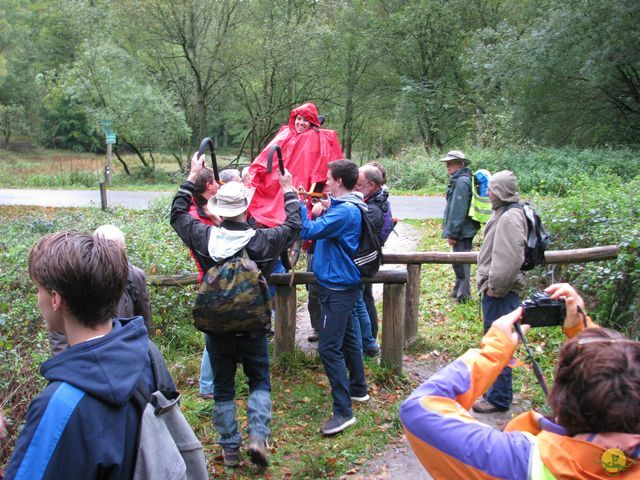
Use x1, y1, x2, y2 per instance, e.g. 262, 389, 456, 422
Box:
119, 0, 244, 142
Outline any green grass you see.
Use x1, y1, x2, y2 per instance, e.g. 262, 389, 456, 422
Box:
0, 148, 248, 190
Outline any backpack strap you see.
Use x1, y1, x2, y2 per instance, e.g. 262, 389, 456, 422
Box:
133, 342, 176, 413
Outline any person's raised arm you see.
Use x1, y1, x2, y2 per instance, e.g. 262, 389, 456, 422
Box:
170, 152, 212, 256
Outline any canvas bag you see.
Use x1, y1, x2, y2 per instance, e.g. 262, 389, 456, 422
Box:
133, 343, 208, 480
192, 249, 272, 334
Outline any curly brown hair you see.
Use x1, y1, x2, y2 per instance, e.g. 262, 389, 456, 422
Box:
548, 327, 640, 436
28, 231, 128, 328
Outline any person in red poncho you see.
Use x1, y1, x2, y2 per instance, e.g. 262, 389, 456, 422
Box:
247, 103, 343, 228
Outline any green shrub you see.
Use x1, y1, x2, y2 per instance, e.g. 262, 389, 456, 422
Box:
377, 146, 640, 196
542, 174, 640, 336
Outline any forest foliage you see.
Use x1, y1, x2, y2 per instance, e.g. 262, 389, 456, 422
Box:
1, 0, 639, 167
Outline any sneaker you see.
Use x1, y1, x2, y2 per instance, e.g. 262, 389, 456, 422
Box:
307, 331, 319, 342
472, 399, 508, 414
199, 393, 214, 400
351, 394, 370, 403
248, 437, 269, 467
222, 448, 240, 468
320, 415, 356, 435
364, 346, 380, 358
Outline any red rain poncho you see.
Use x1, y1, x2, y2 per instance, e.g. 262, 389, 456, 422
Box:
248, 103, 343, 227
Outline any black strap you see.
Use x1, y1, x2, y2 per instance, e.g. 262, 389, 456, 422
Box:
133, 341, 175, 412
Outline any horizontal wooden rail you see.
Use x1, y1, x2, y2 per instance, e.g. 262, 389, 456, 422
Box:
383, 245, 618, 265
269, 270, 407, 286
147, 245, 619, 286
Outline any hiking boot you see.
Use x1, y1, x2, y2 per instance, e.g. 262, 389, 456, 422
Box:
320, 415, 356, 435
222, 448, 241, 468
351, 393, 370, 403
472, 399, 508, 414
307, 331, 319, 342
364, 346, 380, 358
248, 437, 269, 467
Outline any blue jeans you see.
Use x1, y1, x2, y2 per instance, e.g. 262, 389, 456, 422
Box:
352, 285, 378, 352
363, 283, 378, 340
269, 258, 286, 297
481, 291, 520, 409
206, 331, 272, 448
199, 346, 214, 395
317, 285, 368, 418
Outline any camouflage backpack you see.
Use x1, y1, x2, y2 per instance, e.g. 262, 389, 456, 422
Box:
192, 249, 272, 334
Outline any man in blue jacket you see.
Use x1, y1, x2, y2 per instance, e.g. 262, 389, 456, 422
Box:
6, 231, 175, 479
301, 159, 369, 436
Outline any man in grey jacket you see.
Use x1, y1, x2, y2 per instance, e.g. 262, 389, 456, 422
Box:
439, 150, 480, 303
473, 170, 528, 413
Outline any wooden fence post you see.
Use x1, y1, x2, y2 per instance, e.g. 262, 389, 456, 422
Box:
274, 285, 297, 357
404, 264, 421, 346
381, 283, 405, 374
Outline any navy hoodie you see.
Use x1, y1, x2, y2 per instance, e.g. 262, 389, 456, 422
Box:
6, 317, 166, 480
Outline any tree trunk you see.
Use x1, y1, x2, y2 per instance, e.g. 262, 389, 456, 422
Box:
342, 92, 354, 159
172, 152, 184, 170
197, 92, 207, 140
113, 147, 132, 175
122, 139, 149, 168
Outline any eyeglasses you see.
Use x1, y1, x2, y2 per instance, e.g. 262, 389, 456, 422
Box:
576, 338, 639, 346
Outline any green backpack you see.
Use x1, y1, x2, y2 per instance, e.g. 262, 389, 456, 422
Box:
192, 249, 272, 334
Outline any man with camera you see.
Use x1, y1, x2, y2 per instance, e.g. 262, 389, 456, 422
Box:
400, 283, 640, 480
474, 170, 528, 413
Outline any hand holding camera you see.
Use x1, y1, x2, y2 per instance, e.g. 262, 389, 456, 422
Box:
520, 292, 566, 328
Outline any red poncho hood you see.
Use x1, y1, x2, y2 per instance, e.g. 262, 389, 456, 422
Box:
248, 103, 343, 227
289, 103, 321, 128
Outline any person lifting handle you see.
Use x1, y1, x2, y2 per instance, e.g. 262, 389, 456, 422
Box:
197, 137, 220, 183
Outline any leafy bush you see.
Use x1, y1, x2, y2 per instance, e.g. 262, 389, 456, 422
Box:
542, 174, 640, 336
378, 146, 640, 195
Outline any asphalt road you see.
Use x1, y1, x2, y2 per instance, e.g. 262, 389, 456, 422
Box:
0, 188, 445, 219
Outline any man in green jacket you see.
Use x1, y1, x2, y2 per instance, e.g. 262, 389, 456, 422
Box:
439, 150, 480, 303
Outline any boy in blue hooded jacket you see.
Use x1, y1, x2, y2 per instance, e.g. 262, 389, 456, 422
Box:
5, 231, 174, 480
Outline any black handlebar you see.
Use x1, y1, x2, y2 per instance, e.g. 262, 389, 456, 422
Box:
197, 137, 219, 182
266, 144, 284, 175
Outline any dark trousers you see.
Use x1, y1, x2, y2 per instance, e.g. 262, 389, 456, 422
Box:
452, 238, 473, 302
481, 291, 520, 409
206, 331, 271, 402
307, 253, 322, 332
317, 285, 367, 418
363, 283, 378, 341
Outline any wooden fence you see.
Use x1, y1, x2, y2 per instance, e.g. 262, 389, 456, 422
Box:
148, 245, 619, 374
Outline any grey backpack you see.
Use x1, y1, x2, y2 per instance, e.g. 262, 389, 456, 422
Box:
132, 343, 208, 480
